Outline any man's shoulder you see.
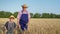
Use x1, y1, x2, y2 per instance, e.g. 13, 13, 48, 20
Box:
27, 11, 30, 14
18, 10, 22, 13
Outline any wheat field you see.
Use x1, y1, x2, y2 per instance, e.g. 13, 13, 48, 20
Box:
0, 18, 60, 34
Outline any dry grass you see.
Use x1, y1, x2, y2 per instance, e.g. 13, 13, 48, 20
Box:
0, 18, 60, 34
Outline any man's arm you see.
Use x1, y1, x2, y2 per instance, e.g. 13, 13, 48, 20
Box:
28, 12, 31, 22
17, 11, 22, 28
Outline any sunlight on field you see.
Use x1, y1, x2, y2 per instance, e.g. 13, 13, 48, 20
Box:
0, 18, 60, 34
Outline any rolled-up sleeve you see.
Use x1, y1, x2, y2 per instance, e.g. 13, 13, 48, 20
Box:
17, 12, 20, 19
28, 12, 31, 19
17, 11, 22, 20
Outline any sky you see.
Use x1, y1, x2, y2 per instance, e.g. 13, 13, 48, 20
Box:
0, 0, 60, 14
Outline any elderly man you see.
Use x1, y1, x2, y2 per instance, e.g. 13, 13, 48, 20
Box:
17, 4, 30, 32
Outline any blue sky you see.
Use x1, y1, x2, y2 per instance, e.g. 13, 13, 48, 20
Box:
0, 0, 60, 14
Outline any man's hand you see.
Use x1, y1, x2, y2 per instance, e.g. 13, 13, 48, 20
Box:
17, 18, 20, 29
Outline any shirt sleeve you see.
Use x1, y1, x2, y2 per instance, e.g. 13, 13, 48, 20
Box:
28, 12, 31, 19
5, 21, 8, 27
4, 21, 8, 29
17, 11, 22, 19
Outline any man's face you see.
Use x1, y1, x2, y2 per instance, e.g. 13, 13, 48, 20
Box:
22, 7, 27, 10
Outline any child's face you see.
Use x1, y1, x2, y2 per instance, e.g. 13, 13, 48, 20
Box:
10, 18, 14, 22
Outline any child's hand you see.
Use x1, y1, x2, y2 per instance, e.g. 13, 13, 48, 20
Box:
3, 26, 7, 33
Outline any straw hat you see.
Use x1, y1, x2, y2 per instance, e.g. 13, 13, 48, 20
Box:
9, 15, 15, 19
22, 4, 28, 8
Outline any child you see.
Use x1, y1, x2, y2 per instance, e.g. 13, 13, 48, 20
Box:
17, 4, 30, 31
5, 15, 16, 34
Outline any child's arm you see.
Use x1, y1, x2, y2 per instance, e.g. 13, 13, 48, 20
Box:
4, 22, 8, 32
4, 22, 8, 29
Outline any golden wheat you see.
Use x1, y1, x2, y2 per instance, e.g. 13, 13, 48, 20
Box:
0, 18, 60, 34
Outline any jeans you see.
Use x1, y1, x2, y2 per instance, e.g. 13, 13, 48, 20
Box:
6, 30, 14, 34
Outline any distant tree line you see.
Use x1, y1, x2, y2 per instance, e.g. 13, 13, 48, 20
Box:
0, 11, 60, 18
